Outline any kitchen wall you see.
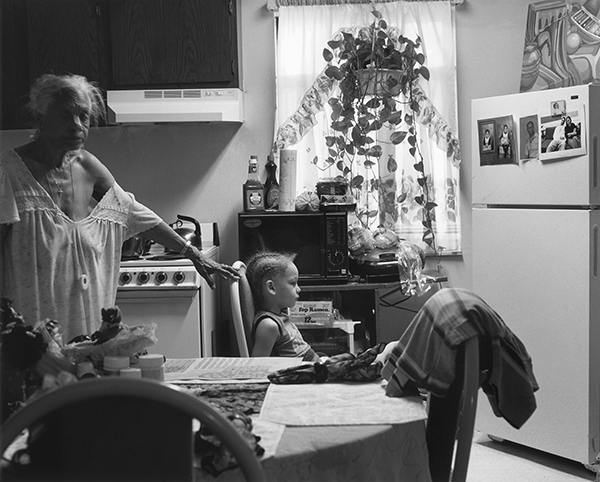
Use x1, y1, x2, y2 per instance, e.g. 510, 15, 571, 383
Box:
0, 0, 532, 343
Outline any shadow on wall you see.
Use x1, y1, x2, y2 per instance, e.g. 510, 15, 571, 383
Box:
85, 123, 242, 218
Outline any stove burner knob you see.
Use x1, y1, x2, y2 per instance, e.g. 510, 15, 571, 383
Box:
119, 272, 133, 285
173, 271, 186, 284
156, 271, 168, 285
137, 271, 150, 284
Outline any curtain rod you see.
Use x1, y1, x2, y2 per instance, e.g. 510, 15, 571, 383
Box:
267, 0, 464, 11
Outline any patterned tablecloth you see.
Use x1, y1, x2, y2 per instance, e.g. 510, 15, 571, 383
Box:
190, 380, 432, 482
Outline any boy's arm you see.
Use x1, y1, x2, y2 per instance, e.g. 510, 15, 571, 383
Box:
251, 317, 280, 357
374, 340, 399, 366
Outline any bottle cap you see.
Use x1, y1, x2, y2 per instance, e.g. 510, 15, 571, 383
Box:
120, 367, 142, 378
138, 354, 165, 368
77, 361, 95, 378
103, 356, 130, 370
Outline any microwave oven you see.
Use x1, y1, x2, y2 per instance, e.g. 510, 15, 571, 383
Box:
238, 211, 349, 284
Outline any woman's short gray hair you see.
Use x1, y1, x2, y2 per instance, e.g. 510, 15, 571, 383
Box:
27, 73, 106, 126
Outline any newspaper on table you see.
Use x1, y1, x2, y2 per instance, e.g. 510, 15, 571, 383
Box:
164, 357, 303, 383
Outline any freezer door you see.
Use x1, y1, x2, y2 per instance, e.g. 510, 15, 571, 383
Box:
472, 207, 600, 464
471, 84, 600, 206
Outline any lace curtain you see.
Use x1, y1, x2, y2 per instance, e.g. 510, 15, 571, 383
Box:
273, 0, 461, 253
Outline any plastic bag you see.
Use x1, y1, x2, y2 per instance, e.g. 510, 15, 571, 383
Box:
34, 320, 77, 377
396, 241, 430, 297
372, 227, 400, 250
62, 323, 158, 365
348, 226, 375, 258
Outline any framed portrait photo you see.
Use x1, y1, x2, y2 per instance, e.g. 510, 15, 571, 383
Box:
519, 115, 539, 162
477, 119, 497, 166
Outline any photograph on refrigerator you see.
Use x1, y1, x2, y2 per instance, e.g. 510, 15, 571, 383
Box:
477, 119, 496, 166
519, 115, 539, 162
478, 119, 496, 158
478, 116, 517, 166
551, 100, 566, 116
539, 102, 586, 161
496, 116, 516, 164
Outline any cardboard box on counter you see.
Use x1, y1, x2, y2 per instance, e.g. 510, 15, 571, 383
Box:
289, 301, 333, 326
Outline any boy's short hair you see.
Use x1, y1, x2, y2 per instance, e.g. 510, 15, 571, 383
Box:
245, 250, 297, 305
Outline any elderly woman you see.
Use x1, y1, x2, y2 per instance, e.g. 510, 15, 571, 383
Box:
0, 73, 239, 342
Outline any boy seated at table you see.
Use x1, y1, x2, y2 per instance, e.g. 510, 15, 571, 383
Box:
246, 251, 320, 362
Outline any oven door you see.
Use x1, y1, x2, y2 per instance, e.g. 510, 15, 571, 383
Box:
116, 289, 201, 359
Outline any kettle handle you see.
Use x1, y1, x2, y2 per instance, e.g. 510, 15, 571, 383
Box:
177, 214, 202, 237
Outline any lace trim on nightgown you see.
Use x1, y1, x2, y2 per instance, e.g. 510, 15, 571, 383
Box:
1, 149, 160, 234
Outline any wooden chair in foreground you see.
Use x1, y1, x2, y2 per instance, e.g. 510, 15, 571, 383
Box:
0, 377, 266, 482
426, 336, 480, 482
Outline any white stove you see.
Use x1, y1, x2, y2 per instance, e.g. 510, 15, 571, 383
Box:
118, 252, 216, 291
116, 224, 220, 358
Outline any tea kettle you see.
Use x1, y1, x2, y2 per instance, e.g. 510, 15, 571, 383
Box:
166, 214, 203, 255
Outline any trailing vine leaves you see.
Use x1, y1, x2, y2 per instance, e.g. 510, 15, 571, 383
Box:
315, 4, 438, 251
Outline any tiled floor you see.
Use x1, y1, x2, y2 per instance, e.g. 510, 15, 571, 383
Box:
466, 431, 596, 481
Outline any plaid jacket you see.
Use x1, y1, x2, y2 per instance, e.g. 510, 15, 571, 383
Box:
381, 288, 539, 429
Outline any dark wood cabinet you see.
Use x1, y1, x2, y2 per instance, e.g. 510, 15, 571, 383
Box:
109, 0, 237, 88
26, 0, 111, 86
0, 0, 238, 130
1, 0, 111, 129
0, 0, 30, 130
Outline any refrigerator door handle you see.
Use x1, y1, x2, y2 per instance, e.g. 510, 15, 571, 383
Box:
594, 224, 599, 279
594, 134, 598, 190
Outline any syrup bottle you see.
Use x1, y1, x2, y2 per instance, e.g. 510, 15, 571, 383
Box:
264, 152, 280, 209
243, 155, 265, 211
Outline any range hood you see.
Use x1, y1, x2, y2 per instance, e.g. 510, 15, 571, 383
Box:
106, 88, 244, 124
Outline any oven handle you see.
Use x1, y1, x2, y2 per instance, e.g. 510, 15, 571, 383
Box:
116, 289, 199, 300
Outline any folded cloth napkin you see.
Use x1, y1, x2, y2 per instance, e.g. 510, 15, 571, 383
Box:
268, 343, 386, 384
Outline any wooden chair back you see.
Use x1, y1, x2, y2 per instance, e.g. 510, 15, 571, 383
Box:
426, 336, 480, 482
230, 260, 255, 357
0, 378, 266, 482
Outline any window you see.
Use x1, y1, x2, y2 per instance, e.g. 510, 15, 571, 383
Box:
272, 0, 461, 254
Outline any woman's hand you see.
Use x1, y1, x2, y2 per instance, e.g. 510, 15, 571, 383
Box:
188, 247, 240, 289
140, 221, 240, 289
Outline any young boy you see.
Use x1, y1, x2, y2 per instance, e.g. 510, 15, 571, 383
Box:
245, 251, 320, 362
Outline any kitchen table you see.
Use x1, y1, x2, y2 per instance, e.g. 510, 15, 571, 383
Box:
199, 380, 431, 482
1, 377, 430, 482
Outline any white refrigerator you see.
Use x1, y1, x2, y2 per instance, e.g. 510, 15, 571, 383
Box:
471, 84, 600, 465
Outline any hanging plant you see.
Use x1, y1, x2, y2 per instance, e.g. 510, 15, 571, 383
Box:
315, 5, 438, 251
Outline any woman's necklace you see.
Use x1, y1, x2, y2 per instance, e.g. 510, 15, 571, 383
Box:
45, 155, 75, 204
47, 174, 63, 197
